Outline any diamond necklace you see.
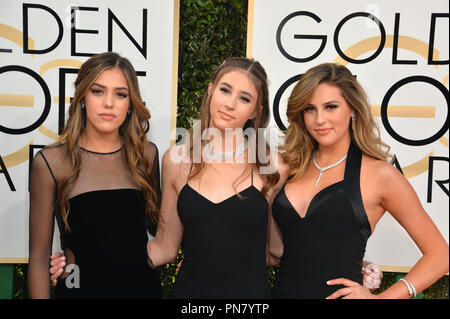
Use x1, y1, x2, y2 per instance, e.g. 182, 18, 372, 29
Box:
203, 141, 248, 162
312, 152, 347, 189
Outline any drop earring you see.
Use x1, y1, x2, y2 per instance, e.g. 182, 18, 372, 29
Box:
351, 113, 356, 130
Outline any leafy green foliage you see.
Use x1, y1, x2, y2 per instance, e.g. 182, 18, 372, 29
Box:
376, 272, 449, 299
13, 264, 28, 299
176, 0, 247, 129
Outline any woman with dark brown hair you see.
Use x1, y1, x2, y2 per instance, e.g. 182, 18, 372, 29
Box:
28, 52, 162, 298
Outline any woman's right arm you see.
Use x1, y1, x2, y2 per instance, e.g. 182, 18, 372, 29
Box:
266, 152, 289, 265
147, 147, 185, 267
267, 207, 283, 266
28, 151, 57, 298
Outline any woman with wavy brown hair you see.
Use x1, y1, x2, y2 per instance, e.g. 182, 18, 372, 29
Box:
268, 62, 448, 299
28, 52, 162, 298
146, 57, 284, 298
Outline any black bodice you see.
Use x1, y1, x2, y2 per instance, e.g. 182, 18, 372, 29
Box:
271, 143, 371, 299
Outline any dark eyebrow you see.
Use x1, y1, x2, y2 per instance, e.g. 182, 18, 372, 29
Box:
220, 81, 254, 98
91, 83, 106, 88
307, 100, 340, 108
91, 83, 128, 91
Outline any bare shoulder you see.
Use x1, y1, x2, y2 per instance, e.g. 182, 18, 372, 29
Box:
361, 154, 405, 186
162, 144, 188, 165
162, 144, 191, 177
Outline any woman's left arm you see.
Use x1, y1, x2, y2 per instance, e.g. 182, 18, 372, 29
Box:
374, 164, 448, 298
327, 163, 448, 299
266, 152, 289, 265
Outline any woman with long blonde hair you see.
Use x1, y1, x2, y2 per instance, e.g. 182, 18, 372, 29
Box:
28, 52, 162, 298
269, 63, 448, 299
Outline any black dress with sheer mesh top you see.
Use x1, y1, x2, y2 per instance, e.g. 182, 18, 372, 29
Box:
28, 142, 162, 299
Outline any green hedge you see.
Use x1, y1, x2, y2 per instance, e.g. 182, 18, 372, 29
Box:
12, 0, 448, 299
177, 0, 247, 129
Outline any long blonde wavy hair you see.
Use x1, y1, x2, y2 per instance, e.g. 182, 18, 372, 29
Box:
282, 63, 390, 181
54, 52, 159, 231
188, 57, 279, 196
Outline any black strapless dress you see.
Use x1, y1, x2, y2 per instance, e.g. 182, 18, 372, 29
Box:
55, 189, 162, 298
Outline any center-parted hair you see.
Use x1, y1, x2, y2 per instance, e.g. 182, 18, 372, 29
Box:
188, 57, 279, 196
282, 63, 390, 182
54, 52, 159, 231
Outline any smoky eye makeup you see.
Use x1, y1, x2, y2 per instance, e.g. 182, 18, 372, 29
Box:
90, 88, 102, 94
219, 86, 230, 94
325, 103, 338, 109
117, 91, 129, 98
323, 100, 340, 109
89, 83, 104, 94
89, 83, 129, 97
304, 104, 315, 112
240, 96, 251, 103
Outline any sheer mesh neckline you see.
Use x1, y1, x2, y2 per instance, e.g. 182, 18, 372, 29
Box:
28, 141, 161, 298
79, 145, 124, 155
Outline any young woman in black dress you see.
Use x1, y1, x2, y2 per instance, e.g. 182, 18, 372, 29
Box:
268, 63, 449, 299
28, 52, 162, 298
146, 57, 283, 298
47, 58, 383, 298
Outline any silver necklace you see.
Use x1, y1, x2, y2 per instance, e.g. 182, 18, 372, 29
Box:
203, 141, 247, 162
312, 152, 347, 189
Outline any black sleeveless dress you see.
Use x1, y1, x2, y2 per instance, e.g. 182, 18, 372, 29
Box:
172, 172, 270, 299
28, 143, 162, 299
271, 143, 371, 299
53, 189, 162, 298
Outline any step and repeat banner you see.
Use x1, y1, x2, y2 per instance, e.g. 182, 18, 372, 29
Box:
0, 0, 179, 262
248, 0, 449, 271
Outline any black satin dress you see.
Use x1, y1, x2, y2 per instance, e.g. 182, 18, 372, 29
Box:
271, 143, 372, 299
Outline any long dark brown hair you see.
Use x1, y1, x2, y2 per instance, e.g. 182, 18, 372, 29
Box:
188, 57, 279, 196
54, 52, 159, 231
